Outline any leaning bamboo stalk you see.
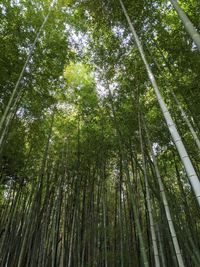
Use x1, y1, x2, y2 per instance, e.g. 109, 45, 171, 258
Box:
0, 0, 57, 147
143, 119, 185, 267
119, 0, 200, 207
138, 113, 161, 267
0, 91, 22, 150
169, 0, 200, 51
171, 91, 200, 150
156, 224, 167, 267
146, 40, 200, 151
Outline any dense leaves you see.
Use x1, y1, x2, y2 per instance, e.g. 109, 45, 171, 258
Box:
0, 0, 200, 266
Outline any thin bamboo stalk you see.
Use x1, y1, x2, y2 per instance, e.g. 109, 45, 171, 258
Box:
119, 0, 200, 207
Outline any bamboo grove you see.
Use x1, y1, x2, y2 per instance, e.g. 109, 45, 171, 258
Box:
0, 0, 200, 266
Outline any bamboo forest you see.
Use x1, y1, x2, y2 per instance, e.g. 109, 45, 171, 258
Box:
1, 0, 200, 266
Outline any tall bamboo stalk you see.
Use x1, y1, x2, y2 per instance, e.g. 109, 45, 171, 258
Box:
108, 89, 149, 267
143, 119, 185, 267
138, 112, 161, 267
171, 91, 200, 150
119, 0, 200, 207
0, 0, 57, 148
146, 39, 200, 151
169, 0, 200, 50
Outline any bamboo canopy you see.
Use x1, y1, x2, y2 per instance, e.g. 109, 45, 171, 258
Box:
0, 0, 200, 266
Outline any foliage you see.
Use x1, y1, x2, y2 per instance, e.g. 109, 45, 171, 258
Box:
0, 0, 200, 266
